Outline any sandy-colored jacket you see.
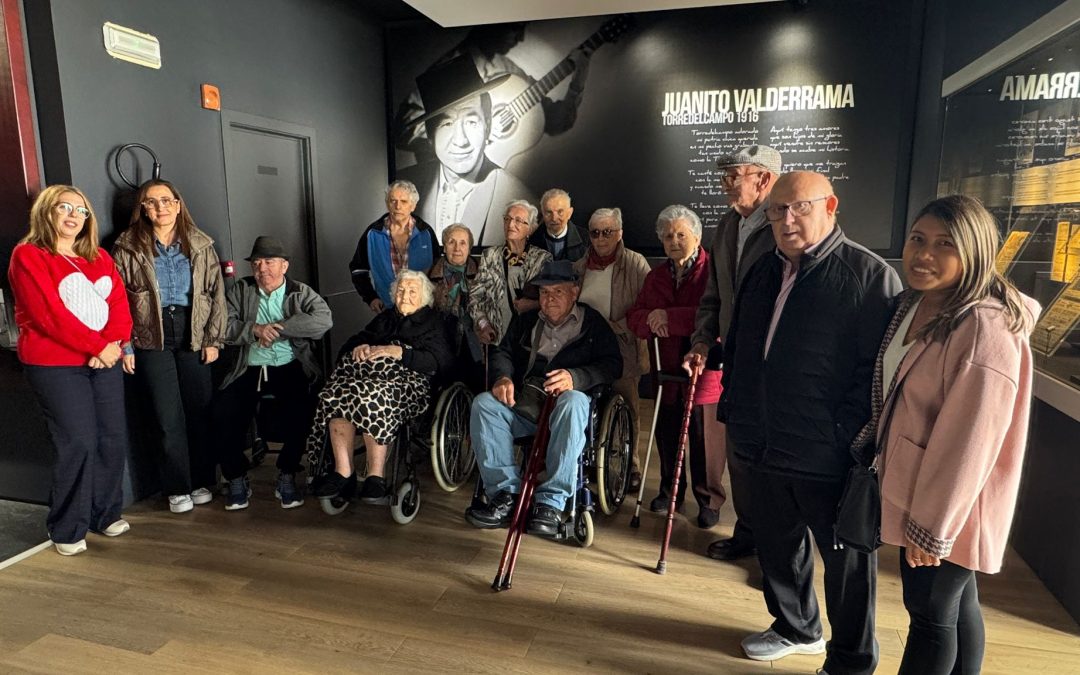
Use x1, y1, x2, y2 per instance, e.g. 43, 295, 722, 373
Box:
112, 227, 226, 352
573, 243, 650, 379
874, 292, 1039, 573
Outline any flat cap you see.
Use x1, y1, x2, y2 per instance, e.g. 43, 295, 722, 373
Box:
715, 144, 782, 175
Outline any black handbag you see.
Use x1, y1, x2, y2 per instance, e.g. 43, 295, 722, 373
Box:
512, 376, 548, 424
833, 448, 882, 553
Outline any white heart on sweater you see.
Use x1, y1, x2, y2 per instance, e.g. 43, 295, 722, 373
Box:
58, 273, 112, 331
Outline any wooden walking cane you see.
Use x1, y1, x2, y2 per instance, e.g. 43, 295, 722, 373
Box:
655, 369, 699, 575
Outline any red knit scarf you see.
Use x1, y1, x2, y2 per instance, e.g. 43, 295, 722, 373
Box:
585, 247, 618, 270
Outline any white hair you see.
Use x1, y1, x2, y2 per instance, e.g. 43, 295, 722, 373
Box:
504, 199, 539, 233
541, 188, 571, 208
655, 204, 703, 239
391, 268, 435, 308
386, 180, 420, 205
589, 207, 623, 230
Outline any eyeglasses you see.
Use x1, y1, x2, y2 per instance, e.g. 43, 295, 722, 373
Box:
719, 171, 763, 187
589, 228, 621, 239
503, 215, 530, 227
56, 202, 90, 219
142, 197, 179, 210
765, 196, 830, 221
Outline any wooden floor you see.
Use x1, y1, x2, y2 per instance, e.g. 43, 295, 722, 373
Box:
0, 460, 1077, 674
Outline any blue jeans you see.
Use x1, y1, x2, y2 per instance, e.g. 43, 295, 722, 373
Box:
471, 390, 589, 510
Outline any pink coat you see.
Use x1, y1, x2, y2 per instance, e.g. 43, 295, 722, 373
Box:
876, 294, 1039, 573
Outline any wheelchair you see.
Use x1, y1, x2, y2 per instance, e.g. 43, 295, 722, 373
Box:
470, 384, 636, 547
307, 376, 476, 523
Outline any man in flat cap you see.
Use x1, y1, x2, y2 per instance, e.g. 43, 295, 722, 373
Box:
466, 259, 622, 537
683, 144, 782, 560
212, 236, 332, 512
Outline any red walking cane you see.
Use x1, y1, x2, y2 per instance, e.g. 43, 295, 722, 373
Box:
492, 393, 558, 592
655, 369, 699, 575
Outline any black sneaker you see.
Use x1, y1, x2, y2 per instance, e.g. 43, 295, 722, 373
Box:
359, 475, 389, 503
525, 504, 563, 538
314, 471, 354, 498
465, 491, 517, 529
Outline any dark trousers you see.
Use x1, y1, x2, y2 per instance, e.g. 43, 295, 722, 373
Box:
751, 468, 878, 675
654, 401, 709, 511
25, 365, 128, 544
212, 360, 315, 480
899, 554, 984, 675
726, 429, 754, 543
134, 306, 215, 495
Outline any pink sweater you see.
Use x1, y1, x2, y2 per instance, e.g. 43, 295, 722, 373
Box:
876, 296, 1039, 573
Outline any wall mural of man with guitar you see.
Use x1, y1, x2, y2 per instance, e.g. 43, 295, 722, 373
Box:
393, 17, 633, 248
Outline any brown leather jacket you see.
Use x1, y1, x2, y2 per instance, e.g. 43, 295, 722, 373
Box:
112, 226, 227, 351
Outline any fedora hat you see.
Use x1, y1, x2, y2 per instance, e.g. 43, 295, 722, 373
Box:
244, 235, 290, 261
411, 53, 510, 127
532, 259, 580, 286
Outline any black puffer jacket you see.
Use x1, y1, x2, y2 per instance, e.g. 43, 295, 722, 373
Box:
340, 305, 453, 380
720, 226, 901, 480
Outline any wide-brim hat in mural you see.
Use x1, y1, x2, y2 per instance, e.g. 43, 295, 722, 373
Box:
411, 53, 511, 127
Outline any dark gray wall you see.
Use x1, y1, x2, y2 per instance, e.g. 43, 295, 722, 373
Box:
24, 0, 387, 346
943, 0, 1067, 76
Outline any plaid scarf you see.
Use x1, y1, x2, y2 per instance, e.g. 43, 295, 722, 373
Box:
849, 290, 919, 463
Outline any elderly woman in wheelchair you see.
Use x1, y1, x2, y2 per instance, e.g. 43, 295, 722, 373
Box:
465, 260, 625, 538
308, 269, 452, 507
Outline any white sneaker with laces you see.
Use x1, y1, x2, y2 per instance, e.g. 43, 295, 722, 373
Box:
102, 519, 130, 537
54, 539, 87, 556
190, 487, 213, 505
741, 628, 826, 661
169, 494, 194, 513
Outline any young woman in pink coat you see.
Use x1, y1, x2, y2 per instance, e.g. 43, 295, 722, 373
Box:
855, 195, 1039, 674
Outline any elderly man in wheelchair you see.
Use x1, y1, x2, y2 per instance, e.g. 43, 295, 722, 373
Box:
465, 260, 623, 537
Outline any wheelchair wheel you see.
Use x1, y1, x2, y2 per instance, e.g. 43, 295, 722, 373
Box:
430, 382, 476, 492
320, 496, 350, 516
595, 394, 636, 516
390, 480, 421, 524
573, 510, 594, 548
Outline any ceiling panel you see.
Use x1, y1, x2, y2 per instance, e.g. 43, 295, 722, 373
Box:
400, 0, 783, 27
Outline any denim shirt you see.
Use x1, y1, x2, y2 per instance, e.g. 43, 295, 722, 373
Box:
154, 239, 192, 307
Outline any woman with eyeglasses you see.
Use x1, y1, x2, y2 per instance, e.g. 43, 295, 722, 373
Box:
627, 205, 724, 527
854, 195, 1038, 674
572, 207, 650, 486
112, 179, 226, 514
8, 185, 134, 555
470, 200, 551, 347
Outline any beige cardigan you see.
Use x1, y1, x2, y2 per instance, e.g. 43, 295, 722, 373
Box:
874, 293, 1039, 573
573, 243, 651, 379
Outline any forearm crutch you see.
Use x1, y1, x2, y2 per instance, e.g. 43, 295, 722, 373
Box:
492, 393, 557, 592
655, 369, 699, 575
630, 337, 665, 528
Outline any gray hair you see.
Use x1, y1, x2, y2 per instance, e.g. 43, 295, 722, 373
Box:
391, 268, 435, 309
655, 204, 703, 240
504, 199, 539, 232
385, 180, 420, 205
540, 188, 571, 208
441, 222, 474, 249
589, 207, 623, 230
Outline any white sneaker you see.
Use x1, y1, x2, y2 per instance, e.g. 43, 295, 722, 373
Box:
54, 540, 87, 556
169, 494, 194, 513
102, 519, 130, 537
741, 628, 826, 661
190, 487, 213, 505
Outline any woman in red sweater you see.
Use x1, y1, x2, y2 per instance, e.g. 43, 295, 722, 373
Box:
8, 185, 134, 556
627, 205, 724, 529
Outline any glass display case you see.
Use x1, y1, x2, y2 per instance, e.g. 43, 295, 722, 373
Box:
939, 23, 1080, 390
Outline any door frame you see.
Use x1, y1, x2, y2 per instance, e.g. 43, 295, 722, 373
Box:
220, 110, 321, 290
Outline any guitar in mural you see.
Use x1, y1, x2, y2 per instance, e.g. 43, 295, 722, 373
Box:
484, 15, 635, 167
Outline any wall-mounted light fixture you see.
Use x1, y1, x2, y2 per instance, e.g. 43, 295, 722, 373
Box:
102, 22, 161, 69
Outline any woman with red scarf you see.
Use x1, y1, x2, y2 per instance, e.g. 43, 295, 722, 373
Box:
572, 207, 650, 486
